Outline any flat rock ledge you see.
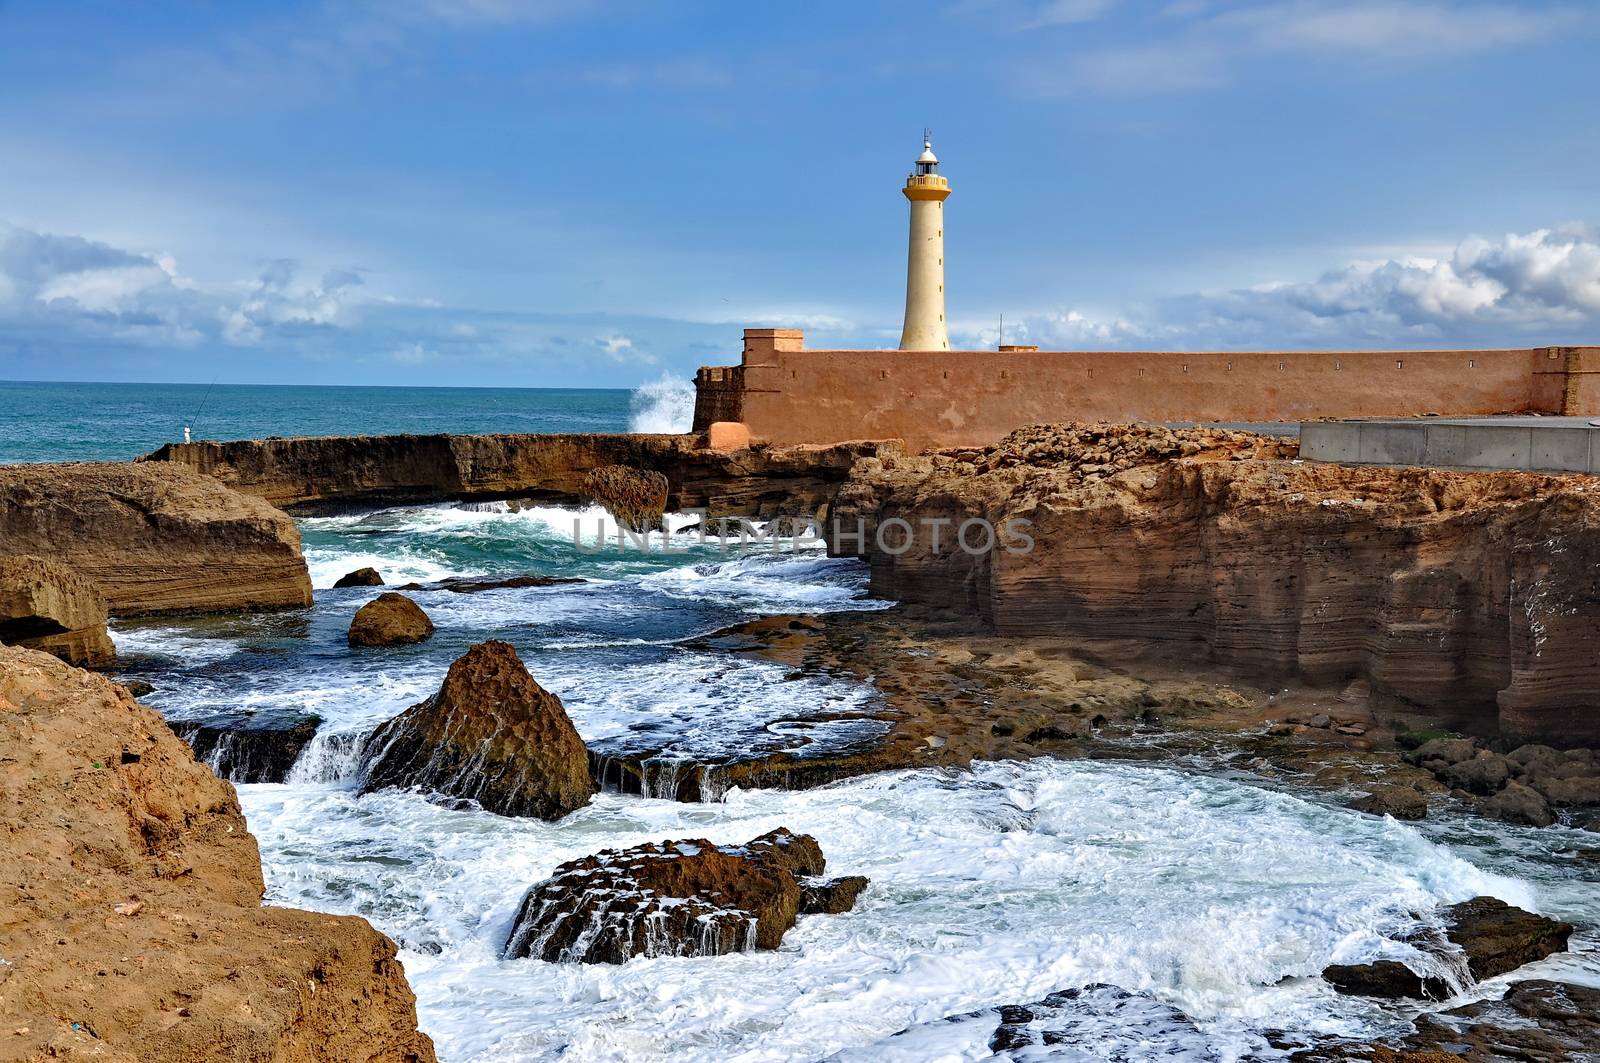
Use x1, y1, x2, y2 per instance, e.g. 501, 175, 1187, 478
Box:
501, 827, 866, 963
1323, 896, 1573, 1000
360, 640, 593, 818
0, 461, 312, 616
0, 645, 434, 1062
0, 553, 115, 667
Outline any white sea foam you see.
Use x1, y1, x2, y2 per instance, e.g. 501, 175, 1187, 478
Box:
238, 758, 1548, 1063
629, 374, 696, 434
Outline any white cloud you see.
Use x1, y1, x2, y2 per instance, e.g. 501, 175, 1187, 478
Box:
999, 224, 1600, 348
594, 333, 658, 365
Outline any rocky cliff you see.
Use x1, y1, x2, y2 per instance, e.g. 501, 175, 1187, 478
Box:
0, 555, 115, 667
827, 423, 1600, 746
0, 645, 434, 1062
143, 433, 892, 518
0, 462, 311, 616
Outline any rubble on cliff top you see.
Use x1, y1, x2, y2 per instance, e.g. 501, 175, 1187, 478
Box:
942, 422, 1295, 481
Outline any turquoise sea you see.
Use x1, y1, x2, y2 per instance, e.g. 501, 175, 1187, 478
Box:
0, 380, 654, 463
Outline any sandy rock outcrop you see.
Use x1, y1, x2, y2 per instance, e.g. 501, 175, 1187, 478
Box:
0, 645, 434, 1063
348, 592, 435, 647
359, 640, 593, 818
827, 422, 1600, 746
501, 827, 864, 963
0, 554, 115, 667
581, 464, 669, 532
1323, 896, 1573, 999
0, 462, 311, 616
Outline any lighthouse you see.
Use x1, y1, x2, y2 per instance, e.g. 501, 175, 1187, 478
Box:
898, 132, 951, 351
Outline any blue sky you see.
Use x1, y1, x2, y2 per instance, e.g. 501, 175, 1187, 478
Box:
2, 0, 1598, 387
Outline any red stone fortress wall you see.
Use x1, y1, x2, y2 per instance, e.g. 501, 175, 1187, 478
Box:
695, 329, 1600, 452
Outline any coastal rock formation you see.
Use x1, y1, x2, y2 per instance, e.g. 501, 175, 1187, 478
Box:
348, 592, 435, 647
1346, 785, 1428, 820
143, 433, 893, 519
827, 422, 1600, 746
501, 827, 862, 963
1323, 896, 1573, 999
170, 711, 323, 784
410, 573, 586, 593
581, 463, 669, 532
0, 461, 311, 616
359, 640, 593, 818
0, 645, 434, 1063
0, 554, 115, 667
1403, 738, 1600, 826
334, 566, 385, 587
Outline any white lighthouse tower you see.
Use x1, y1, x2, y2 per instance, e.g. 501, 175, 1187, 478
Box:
898, 132, 951, 351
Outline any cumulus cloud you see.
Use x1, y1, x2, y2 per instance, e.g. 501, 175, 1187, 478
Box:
997, 224, 1600, 349
222, 261, 365, 344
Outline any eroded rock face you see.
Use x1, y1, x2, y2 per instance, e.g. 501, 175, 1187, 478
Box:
828, 422, 1600, 746
359, 640, 593, 818
1323, 896, 1573, 999
0, 645, 434, 1063
349, 592, 435, 647
582, 464, 669, 532
0, 553, 115, 667
0, 461, 311, 616
502, 827, 863, 963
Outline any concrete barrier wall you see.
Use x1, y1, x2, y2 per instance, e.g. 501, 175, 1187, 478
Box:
1301, 419, 1600, 473
696, 331, 1600, 451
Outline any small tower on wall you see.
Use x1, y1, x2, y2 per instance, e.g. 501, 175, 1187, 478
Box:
899, 132, 951, 351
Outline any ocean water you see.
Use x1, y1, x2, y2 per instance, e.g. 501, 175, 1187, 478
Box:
104, 497, 1600, 1062
0, 375, 697, 462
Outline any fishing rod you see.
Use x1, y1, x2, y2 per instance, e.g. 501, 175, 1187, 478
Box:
183, 376, 218, 444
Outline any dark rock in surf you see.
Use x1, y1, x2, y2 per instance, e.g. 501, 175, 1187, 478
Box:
800, 875, 869, 915
120, 678, 156, 698
988, 984, 1207, 1055
502, 827, 854, 963
359, 640, 593, 819
348, 592, 434, 647
1478, 780, 1555, 827
333, 566, 385, 588
1346, 785, 1428, 820
436, 574, 585, 594
1322, 896, 1573, 1000
170, 712, 322, 784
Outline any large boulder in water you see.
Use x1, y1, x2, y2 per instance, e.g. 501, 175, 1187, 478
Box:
359, 640, 593, 819
1324, 896, 1573, 999
581, 464, 668, 533
502, 827, 865, 963
348, 592, 434, 647
0, 554, 115, 667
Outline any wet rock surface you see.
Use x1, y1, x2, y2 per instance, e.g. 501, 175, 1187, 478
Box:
348, 591, 435, 647
360, 640, 594, 819
0, 553, 115, 667
410, 573, 586, 593
1323, 896, 1573, 1000
1346, 785, 1428, 820
170, 711, 322, 784
502, 827, 862, 963
1298, 980, 1600, 1062
1405, 737, 1600, 826
333, 565, 385, 587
